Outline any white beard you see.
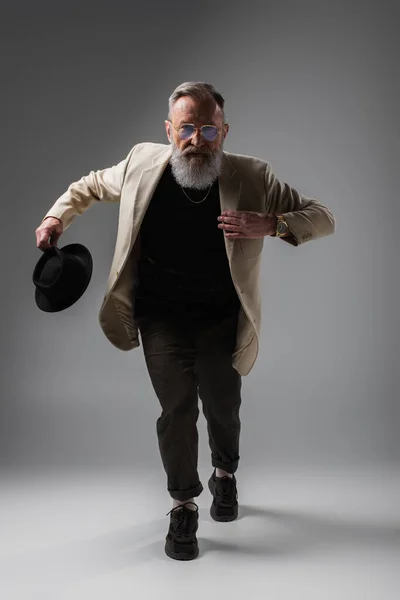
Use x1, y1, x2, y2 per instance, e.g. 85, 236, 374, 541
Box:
169, 140, 224, 190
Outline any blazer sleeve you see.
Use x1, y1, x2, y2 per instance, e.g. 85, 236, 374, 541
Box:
39, 146, 136, 231
264, 162, 336, 247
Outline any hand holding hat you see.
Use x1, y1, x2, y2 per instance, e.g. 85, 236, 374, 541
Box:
33, 217, 93, 312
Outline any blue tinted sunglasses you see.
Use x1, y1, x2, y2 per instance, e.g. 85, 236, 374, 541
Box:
168, 121, 225, 142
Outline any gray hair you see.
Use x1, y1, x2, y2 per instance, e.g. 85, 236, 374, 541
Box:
167, 81, 226, 122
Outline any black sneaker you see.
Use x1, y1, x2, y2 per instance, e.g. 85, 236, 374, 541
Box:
208, 470, 238, 522
165, 502, 199, 561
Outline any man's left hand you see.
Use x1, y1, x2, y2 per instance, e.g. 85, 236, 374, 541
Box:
217, 211, 276, 238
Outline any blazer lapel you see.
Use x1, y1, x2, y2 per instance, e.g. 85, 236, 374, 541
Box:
131, 146, 173, 235
218, 152, 241, 260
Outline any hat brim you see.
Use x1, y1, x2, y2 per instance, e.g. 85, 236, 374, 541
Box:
34, 243, 93, 313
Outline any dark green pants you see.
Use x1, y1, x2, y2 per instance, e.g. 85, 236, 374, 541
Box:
137, 312, 242, 502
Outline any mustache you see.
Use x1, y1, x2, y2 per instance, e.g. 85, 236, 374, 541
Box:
182, 148, 211, 156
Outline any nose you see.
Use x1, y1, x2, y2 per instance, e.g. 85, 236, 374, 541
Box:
191, 129, 204, 147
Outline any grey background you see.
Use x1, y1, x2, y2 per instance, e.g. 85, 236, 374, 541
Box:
1, 0, 399, 472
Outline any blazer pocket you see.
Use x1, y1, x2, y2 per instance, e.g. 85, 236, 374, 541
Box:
239, 238, 264, 259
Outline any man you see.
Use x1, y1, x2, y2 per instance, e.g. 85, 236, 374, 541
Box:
36, 81, 336, 561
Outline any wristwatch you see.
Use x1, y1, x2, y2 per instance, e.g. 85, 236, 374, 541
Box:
274, 215, 289, 237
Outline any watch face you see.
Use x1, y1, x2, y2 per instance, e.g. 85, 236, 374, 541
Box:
277, 222, 288, 234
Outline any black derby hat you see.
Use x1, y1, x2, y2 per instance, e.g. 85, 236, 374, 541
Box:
33, 243, 93, 312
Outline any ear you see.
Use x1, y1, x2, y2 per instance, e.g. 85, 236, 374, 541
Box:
223, 123, 229, 139
164, 120, 171, 143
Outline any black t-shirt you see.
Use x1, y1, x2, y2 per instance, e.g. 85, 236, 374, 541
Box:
134, 161, 240, 321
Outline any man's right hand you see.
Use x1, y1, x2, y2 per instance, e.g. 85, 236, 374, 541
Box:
35, 217, 64, 251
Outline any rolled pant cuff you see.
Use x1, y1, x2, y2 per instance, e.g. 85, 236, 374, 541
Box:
168, 481, 204, 502
211, 457, 239, 474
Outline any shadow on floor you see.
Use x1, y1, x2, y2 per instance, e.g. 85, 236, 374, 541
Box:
1, 503, 399, 589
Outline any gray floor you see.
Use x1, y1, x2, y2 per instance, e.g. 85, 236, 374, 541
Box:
0, 465, 399, 599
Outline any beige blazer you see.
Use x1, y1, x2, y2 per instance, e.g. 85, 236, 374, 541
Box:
41, 142, 336, 376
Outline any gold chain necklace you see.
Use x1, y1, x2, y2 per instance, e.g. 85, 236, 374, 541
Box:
180, 184, 212, 204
